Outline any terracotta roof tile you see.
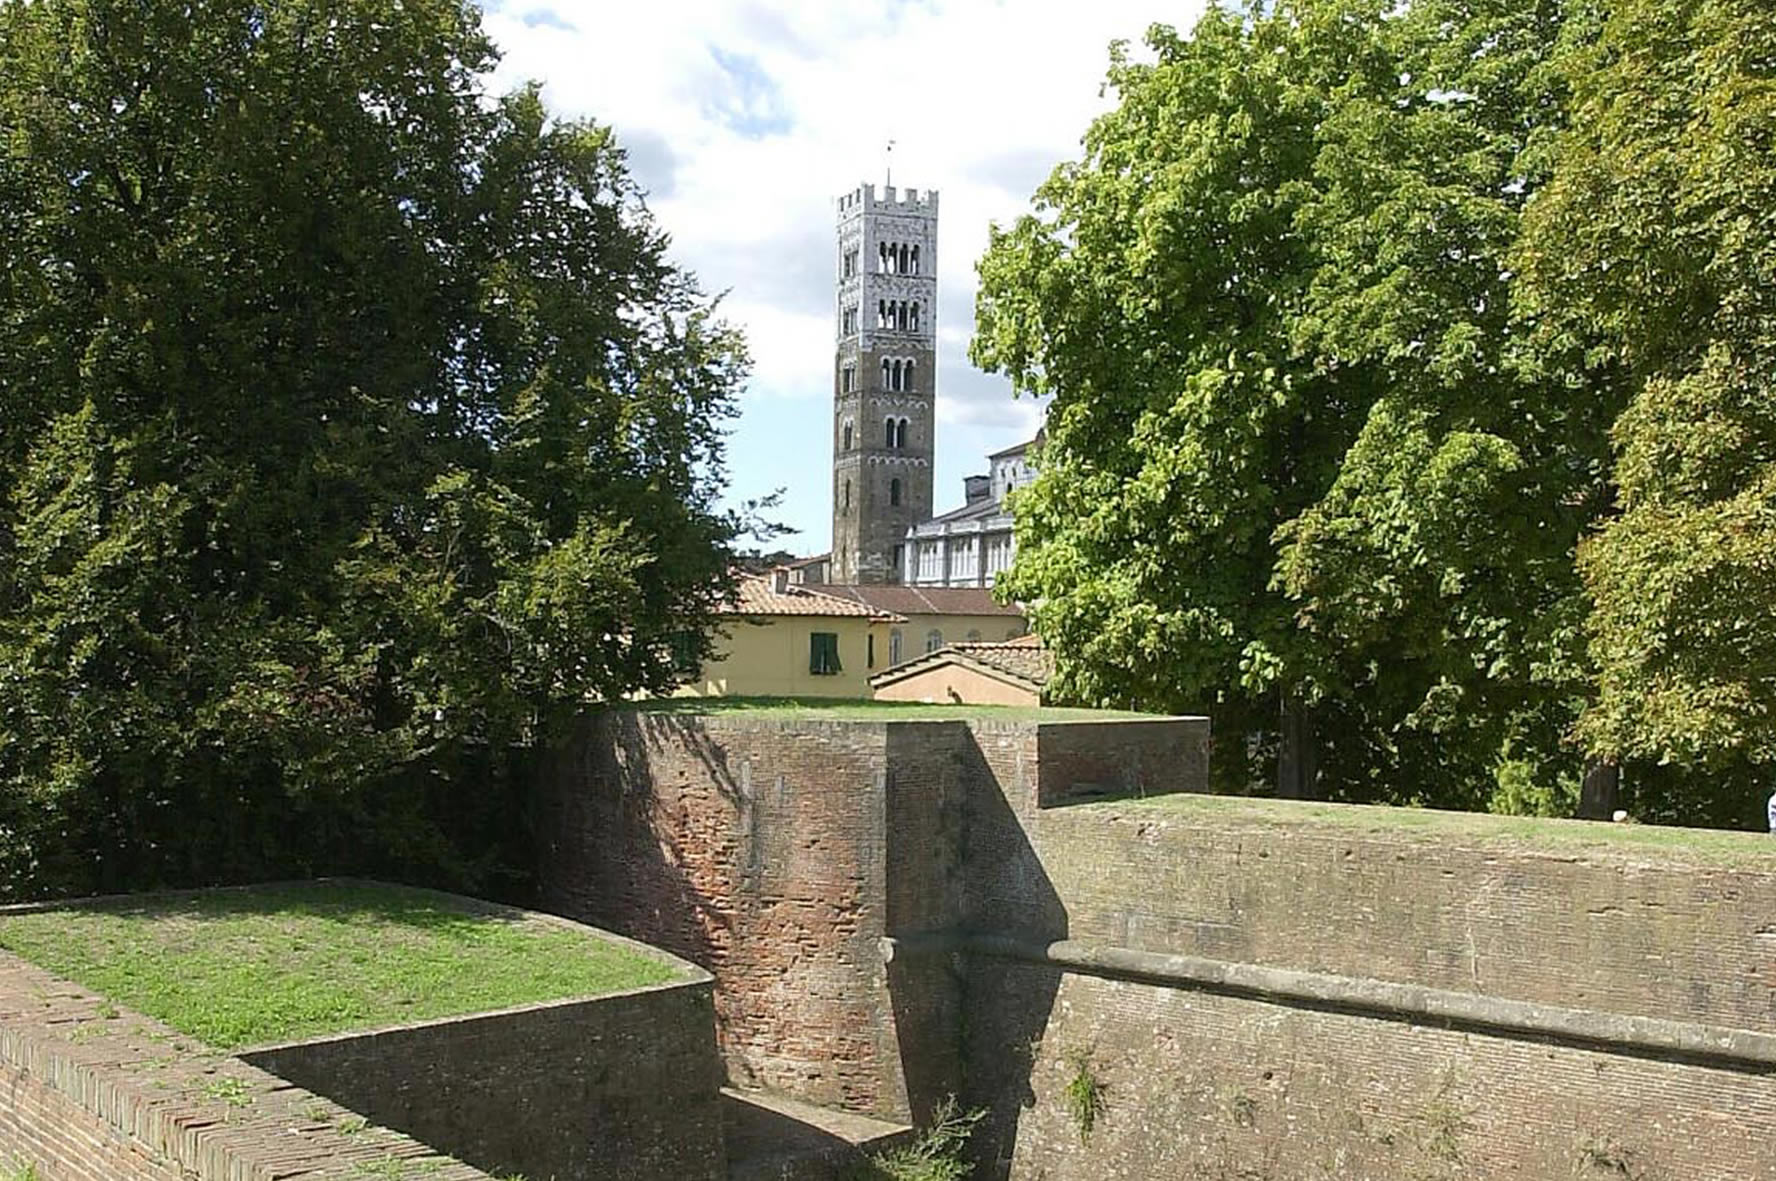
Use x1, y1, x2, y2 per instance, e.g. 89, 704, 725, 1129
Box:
726, 574, 902, 620
805, 584, 1024, 617
869, 636, 1053, 692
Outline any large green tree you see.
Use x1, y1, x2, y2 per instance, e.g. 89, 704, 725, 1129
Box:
1519, 0, 1776, 809
0, 0, 747, 898
975, 0, 1616, 804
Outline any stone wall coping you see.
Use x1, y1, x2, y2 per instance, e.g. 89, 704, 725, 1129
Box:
883, 932, 1776, 1074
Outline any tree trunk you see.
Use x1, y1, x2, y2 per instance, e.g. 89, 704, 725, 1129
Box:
1277, 692, 1319, 800
1578, 761, 1620, 820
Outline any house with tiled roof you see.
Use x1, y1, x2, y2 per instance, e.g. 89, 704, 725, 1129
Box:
869, 635, 1052, 707
673, 570, 903, 700
804, 583, 1026, 667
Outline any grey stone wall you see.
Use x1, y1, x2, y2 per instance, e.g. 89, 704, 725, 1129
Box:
242, 978, 724, 1181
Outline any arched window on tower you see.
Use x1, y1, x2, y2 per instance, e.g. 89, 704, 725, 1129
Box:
904, 359, 915, 389
899, 243, 910, 274
890, 478, 902, 506
842, 421, 853, 451
879, 241, 888, 273
881, 358, 891, 389
911, 302, 921, 332
885, 418, 897, 449
842, 479, 851, 513
911, 245, 920, 275
895, 417, 908, 449
878, 299, 887, 329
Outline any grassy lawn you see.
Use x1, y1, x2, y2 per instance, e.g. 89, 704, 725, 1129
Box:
628, 696, 1164, 721
1104, 792, 1776, 866
0, 881, 680, 1049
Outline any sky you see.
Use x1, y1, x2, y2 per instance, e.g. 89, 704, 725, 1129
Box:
478, 0, 1203, 555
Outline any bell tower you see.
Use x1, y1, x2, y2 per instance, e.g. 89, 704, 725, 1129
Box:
830, 183, 937, 584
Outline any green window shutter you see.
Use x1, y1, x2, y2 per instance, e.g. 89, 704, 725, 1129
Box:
810, 632, 842, 675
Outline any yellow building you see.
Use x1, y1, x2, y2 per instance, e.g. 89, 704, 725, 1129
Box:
801, 584, 1027, 666
675, 571, 902, 700
870, 635, 1052, 706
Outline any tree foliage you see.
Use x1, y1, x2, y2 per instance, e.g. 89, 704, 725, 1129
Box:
0, 0, 747, 898
1520, 0, 1776, 774
976, 0, 1613, 804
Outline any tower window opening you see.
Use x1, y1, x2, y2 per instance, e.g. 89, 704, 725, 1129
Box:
890, 478, 902, 506
911, 245, 920, 275
881, 359, 892, 390
895, 417, 908, 449
911, 302, 921, 332
899, 243, 910, 274
890, 359, 903, 391
842, 364, 855, 393
885, 417, 897, 448
842, 421, 853, 450
877, 299, 887, 330
905, 359, 915, 389
843, 478, 851, 512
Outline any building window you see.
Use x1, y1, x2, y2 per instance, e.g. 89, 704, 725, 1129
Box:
904, 358, 915, 389
893, 543, 904, 575
669, 631, 700, 675
810, 632, 842, 676
925, 629, 944, 654
842, 421, 853, 450
911, 245, 920, 275
890, 478, 901, 506
867, 633, 876, 669
842, 479, 851, 513
842, 365, 855, 393
911, 301, 921, 332
895, 417, 908, 449
890, 628, 903, 664
885, 417, 897, 448
917, 541, 941, 581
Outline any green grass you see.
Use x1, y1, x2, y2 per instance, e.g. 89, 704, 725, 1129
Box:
1103, 792, 1776, 865
627, 695, 1162, 721
0, 882, 680, 1050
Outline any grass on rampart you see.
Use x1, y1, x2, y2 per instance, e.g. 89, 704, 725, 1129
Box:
629, 696, 1162, 721
0, 881, 679, 1050
1105, 791, 1776, 866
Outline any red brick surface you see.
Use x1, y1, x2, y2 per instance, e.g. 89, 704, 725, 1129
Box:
0, 953, 490, 1181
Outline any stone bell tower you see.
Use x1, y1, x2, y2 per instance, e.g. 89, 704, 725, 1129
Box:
830, 183, 937, 585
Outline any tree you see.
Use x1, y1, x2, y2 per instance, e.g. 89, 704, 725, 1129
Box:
0, 0, 747, 898
1520, 0, 1776, 814
974, 0, 1612, 804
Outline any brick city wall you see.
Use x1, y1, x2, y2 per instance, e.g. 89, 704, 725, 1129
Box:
243, 976, 724, 1181
540, 711, 1776, 1180
533, 713, 1210, 1121
959, 767, 1776, 1179
537, 713, 911, 1115
0, 952, 492, 1181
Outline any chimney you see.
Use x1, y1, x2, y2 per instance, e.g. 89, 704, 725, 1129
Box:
964, 474, 991, 504
772, 568, 789, 594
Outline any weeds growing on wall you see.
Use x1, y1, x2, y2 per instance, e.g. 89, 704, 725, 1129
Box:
1062, 1049, 1109, 1145
850, 1096, 985, 1181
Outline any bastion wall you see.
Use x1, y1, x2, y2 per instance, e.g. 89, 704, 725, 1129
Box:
538, 710, 1776, 1180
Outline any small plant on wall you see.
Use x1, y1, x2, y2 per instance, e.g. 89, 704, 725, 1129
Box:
1062, 1048, 1110, 1145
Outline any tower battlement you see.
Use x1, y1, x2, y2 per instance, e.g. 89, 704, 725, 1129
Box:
838, 184, 940, 218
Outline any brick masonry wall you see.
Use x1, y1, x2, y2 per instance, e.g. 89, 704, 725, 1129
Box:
0, 952, 491, 1181
243, 979, 724, 1181
966, 960, 1776, 1181
536, 713, 915, 1117
959, 758, 1776, 1180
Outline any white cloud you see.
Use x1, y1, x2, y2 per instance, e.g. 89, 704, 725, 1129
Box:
477, 0, 1196, 535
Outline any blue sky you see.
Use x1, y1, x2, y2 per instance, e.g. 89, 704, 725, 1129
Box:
479, 0, 1200, 553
